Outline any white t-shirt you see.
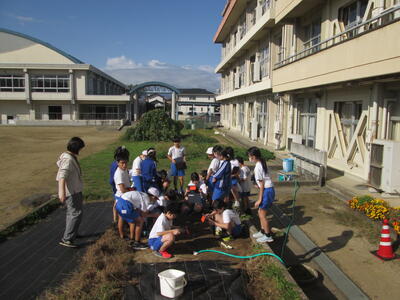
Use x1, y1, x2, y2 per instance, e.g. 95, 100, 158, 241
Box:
149, 213, 173, 239
114, 167, 131, 197
222, 209, 241, 226
121, 191, 149, 212
131, 156, 142, 177
208, 158, 220, 174
254, 161, 273, 188
168, 146, 185, 160
199, 181, 208, 194
231, 159, 240, 170
240, 165, 251, 193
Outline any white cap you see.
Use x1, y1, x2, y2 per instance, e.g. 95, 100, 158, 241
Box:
147, 187, 160, 198
206, 147, 214, 155
142, 150, 148, 156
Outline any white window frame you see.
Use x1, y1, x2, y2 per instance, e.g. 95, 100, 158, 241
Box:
31, 75, 70, 93
0, 74, 25, 92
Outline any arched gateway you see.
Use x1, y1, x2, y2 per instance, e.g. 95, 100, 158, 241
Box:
129, 81, 180, 121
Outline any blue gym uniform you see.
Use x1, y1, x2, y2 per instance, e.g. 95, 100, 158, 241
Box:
259, 187, 275, 210
170, 161, 185, 177
109, 161, 118, 194
212, 160, 232, 201
141, 158, 158, 191
148, 236, 163, 251
115, 196, 140, 223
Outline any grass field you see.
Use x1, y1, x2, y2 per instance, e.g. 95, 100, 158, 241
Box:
0, 126, 121, 230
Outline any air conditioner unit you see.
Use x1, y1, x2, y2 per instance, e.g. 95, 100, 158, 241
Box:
369, 139, 400, 194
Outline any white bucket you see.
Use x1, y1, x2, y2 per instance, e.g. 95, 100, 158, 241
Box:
158, 269, 187, 298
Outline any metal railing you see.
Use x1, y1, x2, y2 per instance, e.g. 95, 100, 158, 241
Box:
275, 5, 400, 69
78, 113, 125, 120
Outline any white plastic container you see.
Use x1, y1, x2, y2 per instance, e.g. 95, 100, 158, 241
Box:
158, 269, 187, 298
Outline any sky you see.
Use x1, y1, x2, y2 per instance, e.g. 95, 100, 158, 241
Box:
0, 0, 226, 91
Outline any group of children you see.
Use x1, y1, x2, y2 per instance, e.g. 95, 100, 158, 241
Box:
108, 137, 276, 258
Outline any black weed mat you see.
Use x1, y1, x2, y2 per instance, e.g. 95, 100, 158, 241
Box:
125, 260, 251, 300
0, 201, 113, 300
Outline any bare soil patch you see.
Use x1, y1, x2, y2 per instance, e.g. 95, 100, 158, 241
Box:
0, 126, 120, 230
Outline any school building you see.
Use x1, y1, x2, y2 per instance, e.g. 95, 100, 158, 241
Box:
0, 28, 131, 125
214, 0, 400, 193
177, 88, 219, 120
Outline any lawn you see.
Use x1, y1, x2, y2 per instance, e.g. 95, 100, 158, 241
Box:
80, 128, 274, 201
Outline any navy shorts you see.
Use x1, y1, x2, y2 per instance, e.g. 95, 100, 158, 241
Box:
259, 187, 275, 210
232, 224, 243, 238
212, 187, 229, 201
171, 162, 185, 177
115, 199, 140, 223
148, 236, 163, 251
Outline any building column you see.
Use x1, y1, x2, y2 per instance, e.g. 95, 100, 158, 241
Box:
133, 92, 139, 121
24, 69, 31, 105
69, 70, 75, 105
171, 92, 176, 120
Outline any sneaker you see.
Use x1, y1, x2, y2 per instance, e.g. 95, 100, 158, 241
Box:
59, 239, 77, 248
256, 234, 274, 243
153, 251, 163, 257
252, 231, 264, 239
159, 250, 172, 258
233, 200, 240, 208
222, 235, 233, 242
131, 241, 148, 250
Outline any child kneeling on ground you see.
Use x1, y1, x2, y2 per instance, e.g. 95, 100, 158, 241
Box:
148, 203, 181, 258
206, 201, 243, 241
115, 188, 159, 249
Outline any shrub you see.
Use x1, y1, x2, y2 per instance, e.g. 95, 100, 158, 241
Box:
123, 109, 183, 141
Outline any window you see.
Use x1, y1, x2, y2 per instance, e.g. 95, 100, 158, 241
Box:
303, 19, 321, 52
334, 101, 363, 144
257, 101, 267, 139
239, 103, 245, 132
238, 60, 246, 88
339, 0, 368, 30
239, 13, 247, 40
387, 101, 400, 141
79, 104, 126, 120
31, 75, 69, 93
260, 0, 271, 15
189, 96, 196, 100
0, 74, 25, 92
232, 104, 237, 127
48, 106, 62, 120
259, 45, 270, 78
297, 99, 318, 148
275, 33, 284, 63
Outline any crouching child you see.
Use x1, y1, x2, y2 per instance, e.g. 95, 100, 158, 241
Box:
206, 201, 243, 242
148, 203, 181, 258
115, 189, 159, 250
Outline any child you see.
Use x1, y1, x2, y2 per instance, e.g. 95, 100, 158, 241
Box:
237, 156, 251, 215
131, 150, 147, 192
156, 169, 170, 193
148, 203, 181, 258
231, 166, 242, 209
115, 188, 160, 249
206, 201, 243, 241
185, 172, 204, 213
110, 146, 129, 194
113, 149, 131, 223
141, 148, 158, 192
199, 170, 208, 204
247, 147, 275, 243
212, 147, 233, 204
206, 145, 222, 196
167, 137, 186, 194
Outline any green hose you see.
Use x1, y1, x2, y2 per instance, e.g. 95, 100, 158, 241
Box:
280, 180, 300, 259
194, 249, 285, 265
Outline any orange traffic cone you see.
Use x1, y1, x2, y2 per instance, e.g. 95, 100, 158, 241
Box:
372, 219, 397, 261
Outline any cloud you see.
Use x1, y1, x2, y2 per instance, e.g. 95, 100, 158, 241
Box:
105, 55, 142, 69
4, 13, 41, 25
198, 65, 215, 73
103, 56, 220, 92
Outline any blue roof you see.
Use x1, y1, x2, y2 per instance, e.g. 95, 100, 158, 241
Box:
0, 28, 84, 64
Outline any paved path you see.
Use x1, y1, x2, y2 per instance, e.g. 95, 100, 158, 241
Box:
0, 201, 112, 300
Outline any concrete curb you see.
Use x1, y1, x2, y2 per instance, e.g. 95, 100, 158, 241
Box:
270, 204, 370, 300
248, 224, 308, 300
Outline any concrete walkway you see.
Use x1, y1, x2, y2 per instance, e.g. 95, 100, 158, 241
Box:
0, 201, 112, 300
